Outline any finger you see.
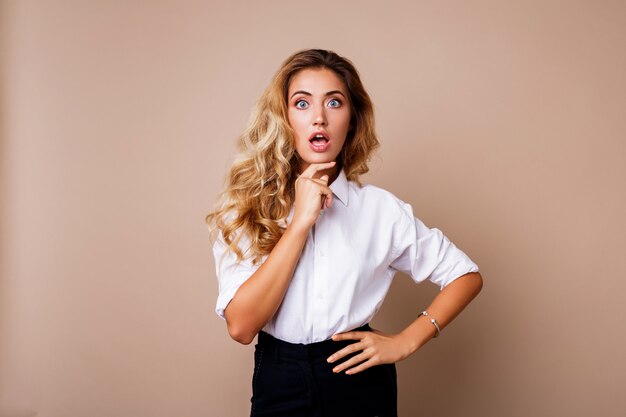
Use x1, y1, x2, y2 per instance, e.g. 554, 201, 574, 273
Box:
314, 184, 333, 199
332, 351, 370, 374
298, 179, 333, 195
327, 342, 364, 364
296, 178, 333, 209
325, 191, 333, 209
321, 190, 333, 210
331, 331, 366, 342
309, 177, 329, 186
301, 177, 331, 189
345, 358, 378, 375
320, 186, 333, 209
299, 161, 336, 178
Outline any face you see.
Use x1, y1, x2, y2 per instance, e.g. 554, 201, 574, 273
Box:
287, 67, 352, 174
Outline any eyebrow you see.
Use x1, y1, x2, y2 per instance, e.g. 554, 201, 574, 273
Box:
289, 90, 347, 100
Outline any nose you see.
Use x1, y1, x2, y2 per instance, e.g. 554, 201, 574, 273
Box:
313, 104, 327, 126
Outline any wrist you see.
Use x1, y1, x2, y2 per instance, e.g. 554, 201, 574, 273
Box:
399, 318, 437, 355
417, 310, 441, 339
395, 331, 419, 359
286, 219, 312, 236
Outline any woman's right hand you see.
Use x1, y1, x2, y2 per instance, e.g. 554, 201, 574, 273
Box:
291, 161, 336, 231
224, 160, 335, 344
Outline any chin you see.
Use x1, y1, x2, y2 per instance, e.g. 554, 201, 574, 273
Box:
302, 154, 337, 165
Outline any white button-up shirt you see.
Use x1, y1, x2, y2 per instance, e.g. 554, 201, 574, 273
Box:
213, 169, 479, 344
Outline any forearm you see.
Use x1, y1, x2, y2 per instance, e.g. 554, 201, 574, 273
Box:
399, 271, 483, 355
224, 222, 310, 344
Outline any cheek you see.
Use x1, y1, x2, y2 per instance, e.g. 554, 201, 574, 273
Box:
331, 108, 351, 125
287, 113, 306, 135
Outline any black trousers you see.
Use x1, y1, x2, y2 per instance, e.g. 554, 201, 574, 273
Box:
250, 324, 398, 417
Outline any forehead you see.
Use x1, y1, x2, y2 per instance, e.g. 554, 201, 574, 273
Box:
288, 68, 347, 94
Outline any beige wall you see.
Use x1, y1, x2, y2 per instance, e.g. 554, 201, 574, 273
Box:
2, 0, 625, 416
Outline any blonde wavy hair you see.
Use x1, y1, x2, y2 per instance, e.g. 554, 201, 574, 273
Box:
205, 49, 380, 265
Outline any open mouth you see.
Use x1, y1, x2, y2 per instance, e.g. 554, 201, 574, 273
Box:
309, 133, 329, 145
308, 132, 331, 152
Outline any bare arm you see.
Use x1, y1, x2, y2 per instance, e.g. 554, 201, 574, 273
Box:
329, 271, 483, 373
397, 271, 484, 353
224, 161, 337, 344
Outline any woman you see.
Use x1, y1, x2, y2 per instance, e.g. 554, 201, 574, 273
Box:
206, 48, 483, 417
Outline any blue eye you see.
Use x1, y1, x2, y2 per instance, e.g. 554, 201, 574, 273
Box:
328, 98, 341, 108
295, 100, 308, 109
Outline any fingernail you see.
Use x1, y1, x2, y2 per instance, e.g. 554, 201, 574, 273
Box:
333, 367, 339, 373
327, 356, 334, 363
345, 370, 352, 375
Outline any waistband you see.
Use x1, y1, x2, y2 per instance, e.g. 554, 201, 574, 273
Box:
257, 324, 371, 362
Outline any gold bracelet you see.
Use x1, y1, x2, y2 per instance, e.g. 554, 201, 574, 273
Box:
418, 310, 441, 338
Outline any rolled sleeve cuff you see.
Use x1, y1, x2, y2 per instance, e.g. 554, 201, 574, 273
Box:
432, 253, 480, 291
215, 285, 241, 320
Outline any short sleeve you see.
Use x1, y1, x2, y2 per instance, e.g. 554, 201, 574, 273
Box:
388, 200, 479, 290
212, 230, 261, 320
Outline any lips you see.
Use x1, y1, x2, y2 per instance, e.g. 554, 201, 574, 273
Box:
308, 131, 331, 153
309, 131, 330, 143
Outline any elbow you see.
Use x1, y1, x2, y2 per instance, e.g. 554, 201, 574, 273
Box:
230, 330, 256, 345
226, 321, 258, 345
223, 302, 263, 345
224, 303, 260, 345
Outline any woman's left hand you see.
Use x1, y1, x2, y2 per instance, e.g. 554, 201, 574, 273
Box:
326, 328, 414, 375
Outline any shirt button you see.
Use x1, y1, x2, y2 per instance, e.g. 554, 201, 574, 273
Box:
317, 293, 324, 300
320, 251, 325, 256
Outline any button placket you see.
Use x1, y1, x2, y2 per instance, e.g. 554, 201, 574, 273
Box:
311, 216, 329, 341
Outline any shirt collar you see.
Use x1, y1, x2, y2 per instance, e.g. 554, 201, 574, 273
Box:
330, 168, 349, 206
